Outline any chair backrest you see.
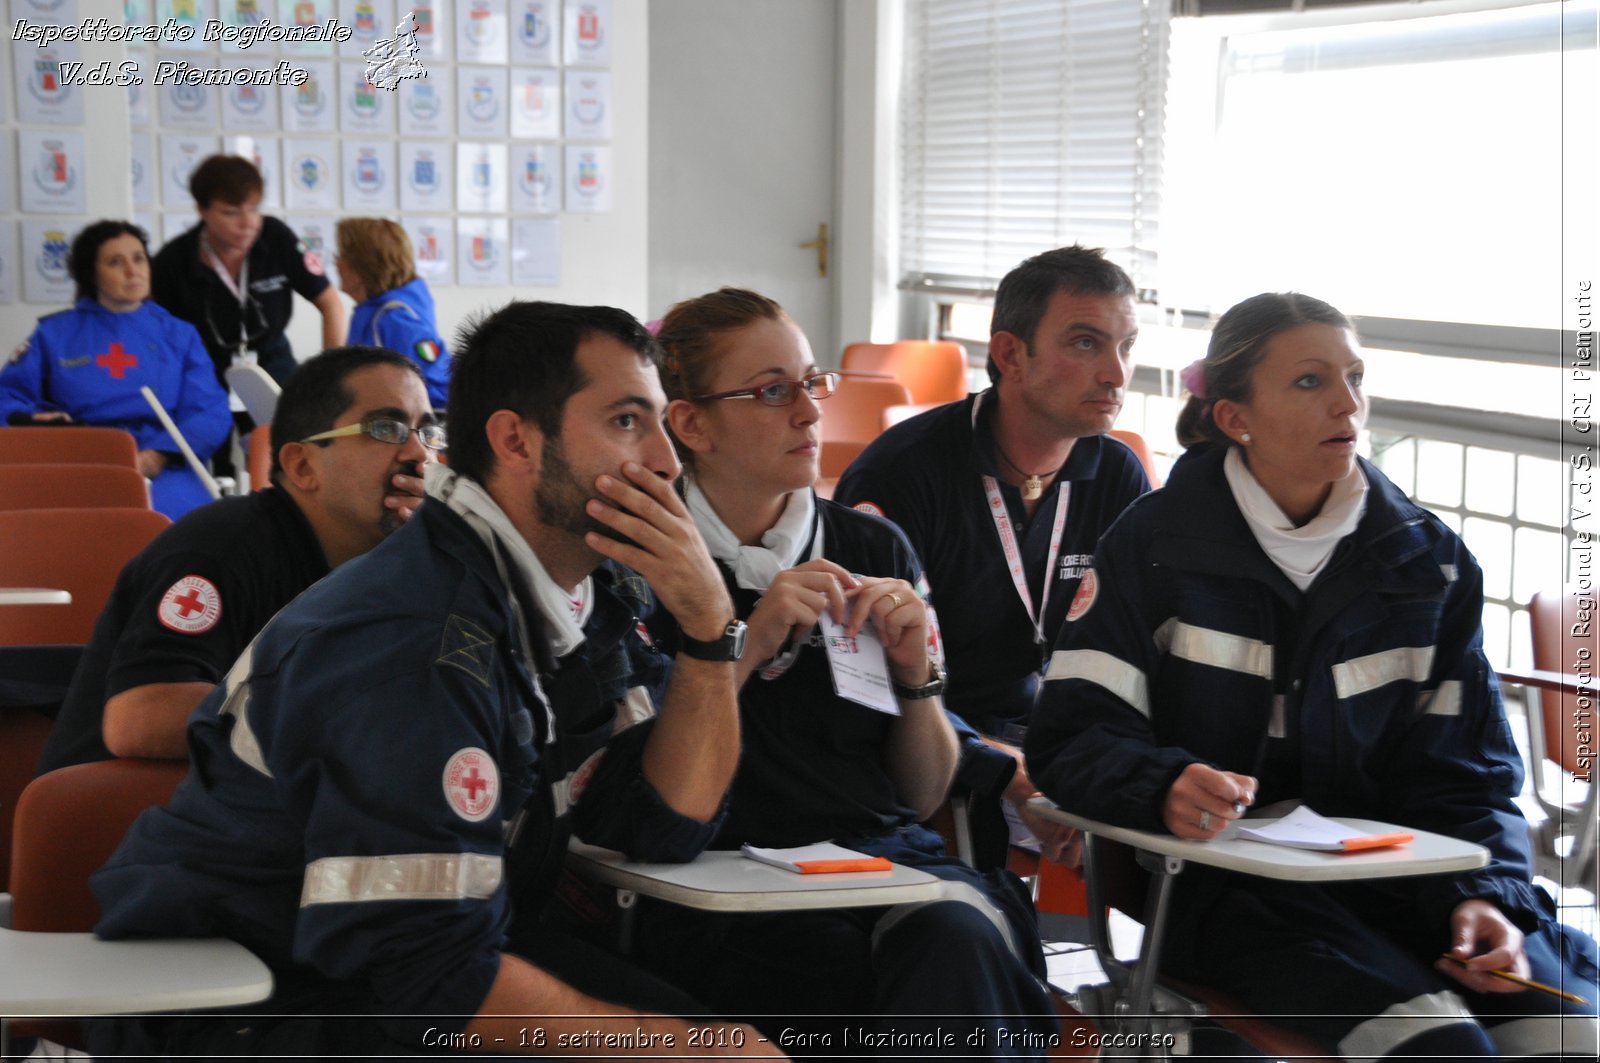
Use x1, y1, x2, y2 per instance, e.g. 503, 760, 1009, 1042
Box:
248, 426, 274, 491
10, 759, 187, 931
819, 377, 912, 479
226, 364, 281, 425
1108, 429, 1164, 488
1, 707, 56, 893
0, 463, 151, 511
840, 341, 969, 406
0, 508, 171, 645
1527, 590, 1595, 776
0, 426, 140, 469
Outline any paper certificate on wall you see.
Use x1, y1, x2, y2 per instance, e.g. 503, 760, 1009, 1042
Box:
220, 67, 282, 130
217, 0, 277, 54
340, 0, 394, 53
18, 0, 80, 22
398, 76, 451, 136
282, 60, 337, 133
511, 217, 559, 287
408, 0, 449, 59
160, 213, 193, 247
456, 217, 509, 288
509, 68, 561, 139
457, 0, 508, 64
456, 142, 507, 213
458, 66, 509, 138
563, 69, 611, 140
158, 61, 218, 129
563, 0, 610, 67
342, 140, 395, 210
403, 217, 453, 286
160, 134, 219, 208
284, 138, 339, 210
0, 134, 14, 214
564, 144, 612, 214
510, 0, 559, 65
399, 141, 454, 212
155, 0, 209, 51
0, 221, 18, 306
21, 220, 76, 304
816, 613, 899, 716
510, 143, 560, 214
225, 135, 282, 209
127, 78, 153, 127
340, 62, 394, 134
280, 0, 336, 56
11, 40, 85, 124
19, 131, 86, 215
129, 133, 155, 208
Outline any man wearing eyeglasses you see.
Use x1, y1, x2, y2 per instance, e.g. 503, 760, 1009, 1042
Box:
36, 346, 438, 775
91, 303, 782, 1058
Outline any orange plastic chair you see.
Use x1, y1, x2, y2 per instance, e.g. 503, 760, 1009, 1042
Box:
8, 758, 188, 1047
0, 426, 139, 469
0, 508, 170, 645
1, 707, 55, 893
247, 427, 274, 491
1108, 429, 1164, 488
840, 341, 969, 406
0, 463, 151, 511
819, 377, 912, 480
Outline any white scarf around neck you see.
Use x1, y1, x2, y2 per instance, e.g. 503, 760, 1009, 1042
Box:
685, 475, 817, 592
1223, 447, 1368, 592
425, 463, 589, 658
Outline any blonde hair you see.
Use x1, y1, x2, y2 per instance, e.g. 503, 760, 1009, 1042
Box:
334, 218, 416, 296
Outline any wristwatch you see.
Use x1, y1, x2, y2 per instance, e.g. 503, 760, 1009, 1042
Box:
679, 619, 748, 662
891, 659, 947, 700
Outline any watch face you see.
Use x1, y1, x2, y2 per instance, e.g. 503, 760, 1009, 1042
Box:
727, 621, 748, 659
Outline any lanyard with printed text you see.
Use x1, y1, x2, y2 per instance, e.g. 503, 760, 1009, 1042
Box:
973, 393, 1070, 646
201, 234, 254, 365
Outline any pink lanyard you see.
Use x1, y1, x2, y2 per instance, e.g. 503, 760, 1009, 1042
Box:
972, 393, 1069, 646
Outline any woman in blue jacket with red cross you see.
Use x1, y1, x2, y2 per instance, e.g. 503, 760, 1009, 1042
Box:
0, 220, 229, 519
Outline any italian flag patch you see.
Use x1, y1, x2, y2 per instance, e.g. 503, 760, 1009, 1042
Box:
415, 340, 441, 363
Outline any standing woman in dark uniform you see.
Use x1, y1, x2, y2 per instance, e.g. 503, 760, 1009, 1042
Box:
151, 155, 345, 396
632, 287, 1055, 1057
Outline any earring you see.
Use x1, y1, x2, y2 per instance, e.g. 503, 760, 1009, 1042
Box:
1240, 432, 1252, 444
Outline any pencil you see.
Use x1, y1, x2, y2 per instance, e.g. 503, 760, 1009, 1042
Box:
1438, 953, 1589, 1004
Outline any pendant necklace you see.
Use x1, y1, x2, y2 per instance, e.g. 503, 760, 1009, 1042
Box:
993, 441, 1052, 502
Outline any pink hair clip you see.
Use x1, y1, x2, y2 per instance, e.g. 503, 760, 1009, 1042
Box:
1179, 358, 1208, 400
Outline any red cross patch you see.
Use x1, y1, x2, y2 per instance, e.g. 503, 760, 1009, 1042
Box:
157, 575, 222, 634
852, 501, 885, 518
1066, 569, 1099, 623
443, 747, 499, 822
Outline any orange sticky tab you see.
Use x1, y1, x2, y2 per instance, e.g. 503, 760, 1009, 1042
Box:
793, 857, 894, 874
1338, 832, 1413, 852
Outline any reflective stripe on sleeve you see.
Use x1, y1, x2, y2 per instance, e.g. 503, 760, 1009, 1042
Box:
1331, 646, 1435, 699
1044, 649, 1150, 717
1336, 990, 1476, 1061
218, 639, 270, 778
1417, 680, 1463, 717
1440, 564, 1458, 583
301, 852, 503, 907
1153, 618, 1273, 679
1488, 1014, 1599, 1058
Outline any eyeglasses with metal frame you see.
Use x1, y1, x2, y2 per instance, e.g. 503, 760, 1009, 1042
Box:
691, 371, 840, 407
300, 417, 448, 451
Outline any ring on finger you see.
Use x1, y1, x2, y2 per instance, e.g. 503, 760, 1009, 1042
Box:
879, 591, 903, 611
1198, 809, 1212, 831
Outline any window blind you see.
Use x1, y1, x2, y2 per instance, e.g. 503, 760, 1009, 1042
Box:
899, 0, 1172, 294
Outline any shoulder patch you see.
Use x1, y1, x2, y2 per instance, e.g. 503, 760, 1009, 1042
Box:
442, 747, 499, 822
852, 501, 885, 518
414, 339, 441, 363
157, 575, 223, 634
1066, 568, 1099, 622
303, 249, 325, 276
438, 614, 494, 687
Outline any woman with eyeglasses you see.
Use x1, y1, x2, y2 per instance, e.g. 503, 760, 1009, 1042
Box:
0, 220, 229, 520
151, 155, 346, 394
620, 288, 1054, 1056
334, 218, 451, 410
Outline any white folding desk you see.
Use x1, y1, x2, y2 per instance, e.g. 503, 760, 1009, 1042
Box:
1026, 799, 1490, 1055
0, 928, 272, 1055
0, 589, 70, 606
567, 842, 945, 951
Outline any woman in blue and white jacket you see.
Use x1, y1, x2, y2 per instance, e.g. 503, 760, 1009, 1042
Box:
335, 217, 450, 409
1026, 292, 1597, 1058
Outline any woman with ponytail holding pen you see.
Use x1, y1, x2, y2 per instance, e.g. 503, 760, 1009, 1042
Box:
1026, 292, 1598, 1056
